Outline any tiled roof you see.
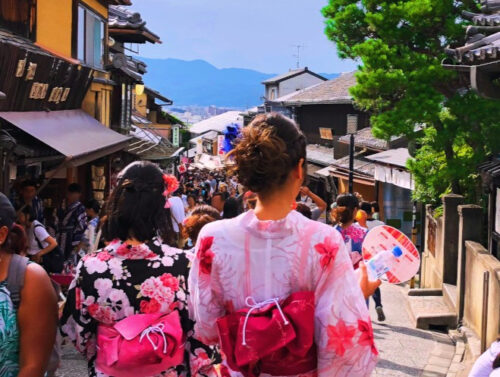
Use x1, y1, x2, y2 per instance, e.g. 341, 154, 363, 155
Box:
109, 53, 146, 81
262, 67, 326, 85
331, 155, 376, 178
365, 148, 411, 168
445, 1, 500, 64
145, 87, 172, 105
306, 144, 335, 166
338, 127, 404, 151
281, 72, 356, 106
109, 5, 161, 44
189, 111, 243, 135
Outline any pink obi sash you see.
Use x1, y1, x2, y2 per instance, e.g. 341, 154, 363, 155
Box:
217, 291, 317, 377
96, 311, 184, 377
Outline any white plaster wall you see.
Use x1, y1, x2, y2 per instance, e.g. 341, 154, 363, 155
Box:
278, 72, 325, 97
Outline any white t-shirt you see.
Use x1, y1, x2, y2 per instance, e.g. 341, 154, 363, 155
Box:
28, 220, 50, 256
168, 196, 186, 233
366, 219, 385, 230
469, 341, 500, 377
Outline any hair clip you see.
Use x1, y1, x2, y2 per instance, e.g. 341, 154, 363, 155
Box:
163, 174, 179, 209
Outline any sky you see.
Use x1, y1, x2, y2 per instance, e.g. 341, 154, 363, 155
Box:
129, 0, 358, 74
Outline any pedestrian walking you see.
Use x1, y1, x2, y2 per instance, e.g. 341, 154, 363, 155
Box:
60, 161, 219, 377
360, 202, 384, 230
16, 179, 44, 223
331, 193, 367, 268
77, 199, 101, 255
360, 202, 386, 321
299, 186, 327, 221
18, 206, 61, 272
56, 183, 87, 261
188, 113, 378, 377
0, 193, 58, 377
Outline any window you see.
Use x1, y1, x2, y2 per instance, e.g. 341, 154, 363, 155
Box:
0, 0, 36, 40
269, 88, 276, 100
77, 5, 105, 68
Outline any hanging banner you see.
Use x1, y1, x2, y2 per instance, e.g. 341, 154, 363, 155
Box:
172, 126, 180, 147
218, 135, 226, 156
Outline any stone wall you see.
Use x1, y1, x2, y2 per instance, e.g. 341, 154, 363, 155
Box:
421, 195, 464, 289
463, 241, 500, 348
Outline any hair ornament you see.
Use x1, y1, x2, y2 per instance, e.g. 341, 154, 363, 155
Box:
163, 174, 179, 209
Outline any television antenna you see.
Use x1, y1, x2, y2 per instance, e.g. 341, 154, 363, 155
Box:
292, 44, 305, 69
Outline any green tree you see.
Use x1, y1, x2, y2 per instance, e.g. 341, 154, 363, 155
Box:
322, 0, 500, 205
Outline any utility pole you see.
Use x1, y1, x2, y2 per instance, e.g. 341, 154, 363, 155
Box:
292, 44, 305, 69
346, 114, 358, 194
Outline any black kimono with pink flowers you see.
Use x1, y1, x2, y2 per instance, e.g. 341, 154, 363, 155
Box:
61, 237, 220, 377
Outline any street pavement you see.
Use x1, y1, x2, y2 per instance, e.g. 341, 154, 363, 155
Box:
57, 284, 451, 377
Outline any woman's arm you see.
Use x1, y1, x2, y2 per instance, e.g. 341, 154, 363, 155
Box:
37, 236, 57, 257
313, 230, 378, 377
188, 227, 225, 345
17, 263, 58, 377
301, 187, 327, 212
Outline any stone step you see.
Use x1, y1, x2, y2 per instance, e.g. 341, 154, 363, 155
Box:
406, 293, 458, 330
443, 283, 458, 313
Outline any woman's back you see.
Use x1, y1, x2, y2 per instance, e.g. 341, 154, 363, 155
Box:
61, 238, 219, 377
189, 210, 378, 377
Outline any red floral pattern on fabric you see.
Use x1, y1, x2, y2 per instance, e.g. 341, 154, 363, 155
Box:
96, 251, 112, 262
358, 319, 378, 355
159, 273, 180, 291
116, 243, 157, 260
314, 236, 340, 268
197, 236, 215, 275
139, 298, 161, 314
326, 319, 357, 357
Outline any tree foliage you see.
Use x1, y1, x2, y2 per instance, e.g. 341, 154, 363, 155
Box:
322, 0, 500, 205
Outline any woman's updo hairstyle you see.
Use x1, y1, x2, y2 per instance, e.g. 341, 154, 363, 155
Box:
229, 113, 306, 195
331, 193, 359, 225
102, 161, 175, 245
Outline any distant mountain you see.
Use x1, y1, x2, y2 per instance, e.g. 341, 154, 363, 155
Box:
141, 58, 339, 108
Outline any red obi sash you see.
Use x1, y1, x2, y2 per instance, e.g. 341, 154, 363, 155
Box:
217, 291, 317, 377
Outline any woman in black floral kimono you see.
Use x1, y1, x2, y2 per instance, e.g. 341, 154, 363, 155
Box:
61, 161, 220, 377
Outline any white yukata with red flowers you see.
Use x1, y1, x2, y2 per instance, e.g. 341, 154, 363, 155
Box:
188, 210, 378, 377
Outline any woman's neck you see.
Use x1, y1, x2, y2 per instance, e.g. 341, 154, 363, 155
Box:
254, 190, 295, 221
340, 220, 355, 229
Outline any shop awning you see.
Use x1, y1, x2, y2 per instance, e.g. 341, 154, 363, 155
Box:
0, 110, 131, 166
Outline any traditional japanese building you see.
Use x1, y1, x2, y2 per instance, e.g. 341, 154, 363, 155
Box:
444, 0, 500, 99
0, 0, 132, 202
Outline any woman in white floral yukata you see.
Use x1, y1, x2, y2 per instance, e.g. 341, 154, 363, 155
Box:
189, 113, 378, 377
61, 161, 220, 377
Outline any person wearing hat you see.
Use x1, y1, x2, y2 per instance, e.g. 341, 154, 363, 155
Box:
0, 193, 58, 376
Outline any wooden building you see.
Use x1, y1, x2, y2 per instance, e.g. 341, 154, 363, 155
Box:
0, 0, 132, 203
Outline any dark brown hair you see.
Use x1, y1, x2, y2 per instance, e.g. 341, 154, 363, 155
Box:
295, 203, 312, 219
229, 113, 306, 195
102, 161, 175, 245
0, 224, 27, 255
331, 193, 359, 225
182, 205, 221, 244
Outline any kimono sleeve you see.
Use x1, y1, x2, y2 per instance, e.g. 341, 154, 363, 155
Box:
188, 226, 225, 345
312, 229, 378, 377
60, 260, 98, 361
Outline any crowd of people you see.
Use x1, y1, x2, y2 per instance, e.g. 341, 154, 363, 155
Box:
0, 112, 498, 377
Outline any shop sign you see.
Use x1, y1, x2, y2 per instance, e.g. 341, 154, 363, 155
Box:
172, 126, 180, 147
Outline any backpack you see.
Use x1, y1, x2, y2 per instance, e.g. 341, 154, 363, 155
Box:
6, 255, 61, 374
6, 254, 29, 310
33, 223, 64, 274
95, 311, 185, 377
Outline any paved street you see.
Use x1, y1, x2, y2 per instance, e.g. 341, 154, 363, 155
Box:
57, 284, 452, 377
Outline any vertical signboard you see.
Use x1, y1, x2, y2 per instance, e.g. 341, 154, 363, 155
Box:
172, 126, 180, 147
